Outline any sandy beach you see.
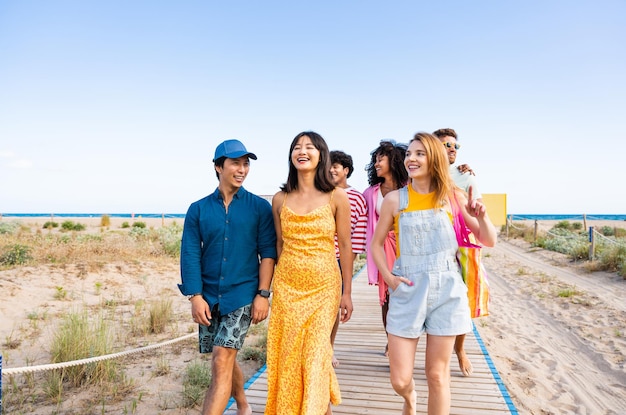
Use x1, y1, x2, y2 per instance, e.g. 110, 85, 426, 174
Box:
1, 216, 625, 414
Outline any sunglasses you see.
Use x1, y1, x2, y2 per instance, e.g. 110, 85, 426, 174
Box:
442, 142, 461, 150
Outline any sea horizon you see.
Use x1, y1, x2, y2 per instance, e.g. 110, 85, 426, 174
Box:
2, 213, 626, 221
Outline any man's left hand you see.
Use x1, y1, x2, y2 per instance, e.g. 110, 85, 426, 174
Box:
251, 295, 270, 324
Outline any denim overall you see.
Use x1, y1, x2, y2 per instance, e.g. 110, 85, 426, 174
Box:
386, 187, 472, 338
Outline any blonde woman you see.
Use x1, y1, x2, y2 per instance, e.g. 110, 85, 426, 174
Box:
370, 132, 496, 414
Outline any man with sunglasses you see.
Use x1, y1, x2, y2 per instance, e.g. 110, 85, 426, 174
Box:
432, 127, 482, 378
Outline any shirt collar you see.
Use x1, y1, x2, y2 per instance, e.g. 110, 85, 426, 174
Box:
212, 186, 247, 201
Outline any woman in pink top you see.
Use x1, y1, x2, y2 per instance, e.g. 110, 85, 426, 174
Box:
362, 140, 408, 356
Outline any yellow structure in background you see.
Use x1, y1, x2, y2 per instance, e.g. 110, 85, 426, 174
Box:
482, 194, 507, 227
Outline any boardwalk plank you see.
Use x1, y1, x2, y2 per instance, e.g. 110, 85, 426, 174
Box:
225, 268, 516, 414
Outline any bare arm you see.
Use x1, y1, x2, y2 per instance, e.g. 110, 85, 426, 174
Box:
271, 192, 285, 259
334, 188, 354, 323
369, 190, 411, 290
251, 257, 275, 324
457, 186, 497, 247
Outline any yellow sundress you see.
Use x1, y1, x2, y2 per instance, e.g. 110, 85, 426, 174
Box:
264, 192, 342, 415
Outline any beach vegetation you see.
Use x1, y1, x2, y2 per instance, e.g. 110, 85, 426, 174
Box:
557, 286, 580, 298
148, 297, 173, 334
535, 227, 589, 260
54, 286, 68, 300
554, 220, 572, 230
0, 222, 182, 268
503, 222, 536, 242
49, 310, 120, 387
3, 330, 22, 349
598, 244, 626, 276
61, 220, 86, 231
121, 221, 131, 228
599, 226, 614, 236
0, 243, 32, 266
182, 359, 212, 408
132, 221, 147, 228
0, 220, 22, 234
154, 354, 171, 376
43, 220, 59, 229
100, 214, 111, 227
240, 322, 268, 364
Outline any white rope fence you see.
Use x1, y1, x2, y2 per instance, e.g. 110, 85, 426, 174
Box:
591, 228, 623, 247
1, 332, 195, 376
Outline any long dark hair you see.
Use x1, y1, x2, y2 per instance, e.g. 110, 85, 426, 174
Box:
280, 131, 335, 193
365, 140, 408, 187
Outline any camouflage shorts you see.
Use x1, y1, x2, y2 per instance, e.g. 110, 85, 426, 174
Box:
198, 303, 252, 353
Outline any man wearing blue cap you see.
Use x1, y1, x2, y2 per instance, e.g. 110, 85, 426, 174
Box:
179, 139, 277, 414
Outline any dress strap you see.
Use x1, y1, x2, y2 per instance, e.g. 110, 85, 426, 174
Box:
398, 186, 409, 211
329, 188, 335, 203
281, 192, 288, 208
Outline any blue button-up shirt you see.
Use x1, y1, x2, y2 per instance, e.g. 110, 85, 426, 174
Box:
178, 187, 277, 315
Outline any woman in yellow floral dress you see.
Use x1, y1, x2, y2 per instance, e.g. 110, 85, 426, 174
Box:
265, 131, 354, 415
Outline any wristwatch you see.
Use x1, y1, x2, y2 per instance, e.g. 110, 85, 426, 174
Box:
257, 289, 271, 298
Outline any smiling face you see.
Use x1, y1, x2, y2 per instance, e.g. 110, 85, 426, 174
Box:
291, 134, 320, 170
438, 135, 458, 165
405, 139, 429, 180
374, 153, 390, 178
216, 156, 250, 190
329, 162, 349, 187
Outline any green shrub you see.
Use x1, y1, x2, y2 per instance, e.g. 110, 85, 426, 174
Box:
539, 228, 589, 260
598, 244, 626, 273
0, 221, 21, 235
554, 220, 571, 230
0, 244, 32, 265
571, 222, 583, 230
157, 223, 183, 257
61, 220, 86, 231
132, 221, 147, 229
600, 226, 615, 237
43, 221, 59, 229
121, 221, 130, 228
129, 227, 150, 239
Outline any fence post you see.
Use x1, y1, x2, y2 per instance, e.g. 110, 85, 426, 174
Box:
1, 354, 3, 414
589, 226, 595, 260
583, 213, 587, 231
506, 215, 510, 239
534, 220, 538, 242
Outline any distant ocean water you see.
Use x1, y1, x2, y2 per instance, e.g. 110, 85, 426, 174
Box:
2, 213, 625, 221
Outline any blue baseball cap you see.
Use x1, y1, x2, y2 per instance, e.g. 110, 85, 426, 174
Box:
213, 139, 257, 162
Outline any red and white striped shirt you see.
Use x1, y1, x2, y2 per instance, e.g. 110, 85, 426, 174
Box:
335, 187, 368, 258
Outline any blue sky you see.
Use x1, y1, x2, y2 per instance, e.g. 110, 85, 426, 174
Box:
1, 1, 624, 214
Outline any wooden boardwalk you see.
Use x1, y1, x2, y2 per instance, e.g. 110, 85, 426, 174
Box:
226, 268, 518, 414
